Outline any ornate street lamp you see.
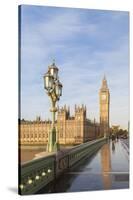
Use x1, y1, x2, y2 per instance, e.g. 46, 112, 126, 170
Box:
43, 60, 63, 152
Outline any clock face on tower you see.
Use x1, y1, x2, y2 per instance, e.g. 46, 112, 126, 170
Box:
101, 94, 106, 100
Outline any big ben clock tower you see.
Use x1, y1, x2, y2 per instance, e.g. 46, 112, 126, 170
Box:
99, 76, 110, 137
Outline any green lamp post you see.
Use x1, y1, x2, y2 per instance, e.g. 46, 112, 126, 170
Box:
43, 61, 62, 152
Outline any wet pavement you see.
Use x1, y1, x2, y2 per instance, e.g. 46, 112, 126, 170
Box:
37, 139, 129, 194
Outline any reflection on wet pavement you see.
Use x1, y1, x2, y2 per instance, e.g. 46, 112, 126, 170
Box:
37, 139, 129, 193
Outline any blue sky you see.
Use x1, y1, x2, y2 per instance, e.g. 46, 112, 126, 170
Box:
20, 5, 129, 129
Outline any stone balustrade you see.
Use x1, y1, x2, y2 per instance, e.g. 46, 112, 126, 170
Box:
19, 137, 106, 195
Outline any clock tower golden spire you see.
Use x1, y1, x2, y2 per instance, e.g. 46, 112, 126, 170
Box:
99, 75, 110, 137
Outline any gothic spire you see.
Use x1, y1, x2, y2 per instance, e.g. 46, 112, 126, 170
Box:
101, 75, 108, 90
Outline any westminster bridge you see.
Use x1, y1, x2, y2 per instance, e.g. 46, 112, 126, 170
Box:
19, 137, 129, 195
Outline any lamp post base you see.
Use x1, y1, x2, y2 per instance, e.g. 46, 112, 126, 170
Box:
46, 142, 60, 153
46, 127, 60, 153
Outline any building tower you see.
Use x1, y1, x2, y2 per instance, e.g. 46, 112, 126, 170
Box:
99, 75, 110, 137
57, 105, 69, 144
75, 104, 86, 143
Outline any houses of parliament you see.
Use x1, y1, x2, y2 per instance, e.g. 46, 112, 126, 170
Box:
19, 76, 110, 145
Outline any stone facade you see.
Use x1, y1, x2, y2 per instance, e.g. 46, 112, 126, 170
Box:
19, 105, 101, 145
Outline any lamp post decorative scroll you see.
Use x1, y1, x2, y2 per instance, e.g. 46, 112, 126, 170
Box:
43, 60, 62, 152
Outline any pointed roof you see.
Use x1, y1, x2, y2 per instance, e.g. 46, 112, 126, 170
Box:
103, 74, 106, 81
101, 75, 108, 90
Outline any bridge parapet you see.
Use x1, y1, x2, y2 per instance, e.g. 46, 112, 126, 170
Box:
69, 138, 106, 167
19, 154, 55, 195
19, 137, 106, 195
57, 137, 106, 173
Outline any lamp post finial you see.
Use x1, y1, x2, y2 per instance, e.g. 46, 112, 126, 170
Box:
53, 59, 55, 65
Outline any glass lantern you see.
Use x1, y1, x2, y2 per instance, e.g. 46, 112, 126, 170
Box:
43, 72, 54, 90
55, 81, 62, 98
49, 63, 59, 80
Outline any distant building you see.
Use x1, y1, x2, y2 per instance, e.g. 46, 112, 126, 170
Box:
19, 105, 102, 145
19, 76, 110, 145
